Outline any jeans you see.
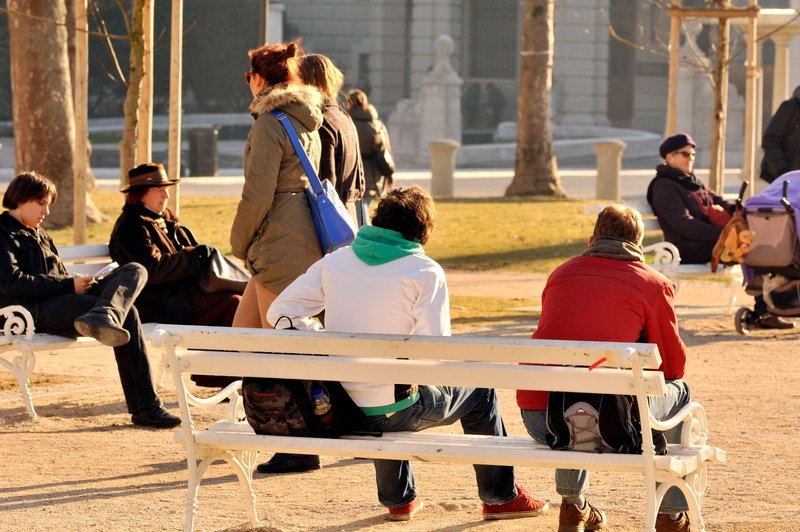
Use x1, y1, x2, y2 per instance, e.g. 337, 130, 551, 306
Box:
365, 386, 516, 508
29, 263, 160, 416
521, 380, 691, 513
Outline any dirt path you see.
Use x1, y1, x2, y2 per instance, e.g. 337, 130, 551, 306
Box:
1, 271, 795, 531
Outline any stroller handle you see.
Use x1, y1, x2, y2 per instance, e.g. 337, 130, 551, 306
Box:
736, 181, 748, 209
782, 180, 794, 213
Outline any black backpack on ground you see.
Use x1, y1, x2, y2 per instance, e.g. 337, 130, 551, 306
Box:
242, 377, 372, 438
546, 391, 667, 455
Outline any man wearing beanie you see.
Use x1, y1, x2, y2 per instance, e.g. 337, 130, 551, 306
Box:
647, 133, 793, 329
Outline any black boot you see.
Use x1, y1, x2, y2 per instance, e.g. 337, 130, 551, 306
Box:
256, 453, 321, 474
131, 405, 181, 429
74, 311, 130, 347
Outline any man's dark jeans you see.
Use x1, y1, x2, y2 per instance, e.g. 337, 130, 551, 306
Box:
364, 386, 516, 508
28, 263, 159, 415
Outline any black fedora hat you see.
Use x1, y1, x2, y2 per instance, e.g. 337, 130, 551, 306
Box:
121, 162, 179, 192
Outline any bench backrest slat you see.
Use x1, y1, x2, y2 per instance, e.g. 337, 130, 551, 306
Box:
157, 325, 661, 369
59, 243, 111, 262
178, 350, 668, 396
59, 243, 113, 276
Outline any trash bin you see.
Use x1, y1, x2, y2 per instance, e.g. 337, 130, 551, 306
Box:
188, 127, 219, 176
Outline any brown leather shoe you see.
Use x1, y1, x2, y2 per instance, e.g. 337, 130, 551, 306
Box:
655, 512, 690, 532
558, 500, 607, 532
757, 314, 795, 330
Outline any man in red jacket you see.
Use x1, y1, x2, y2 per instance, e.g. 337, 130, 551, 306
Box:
517, 204, 692, 532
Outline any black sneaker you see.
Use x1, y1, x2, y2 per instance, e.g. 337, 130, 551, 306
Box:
131, 407, 181, 429
256, 453, 321, 474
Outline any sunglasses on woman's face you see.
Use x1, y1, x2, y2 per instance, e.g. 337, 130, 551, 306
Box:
244, 71, 253, 84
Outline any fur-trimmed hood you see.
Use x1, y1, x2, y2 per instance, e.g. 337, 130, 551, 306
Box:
249, 83, 324, 132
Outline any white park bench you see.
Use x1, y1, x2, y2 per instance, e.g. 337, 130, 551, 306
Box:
0, 243, 165, 419
153, 324, 726, 532
588, 202, 743, 313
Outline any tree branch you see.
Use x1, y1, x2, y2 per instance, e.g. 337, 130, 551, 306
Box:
0, 6, 128, 40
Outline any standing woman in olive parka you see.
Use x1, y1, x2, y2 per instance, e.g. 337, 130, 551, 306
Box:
231, 41, 325, 328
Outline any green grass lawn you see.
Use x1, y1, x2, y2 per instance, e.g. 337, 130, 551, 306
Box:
52, 193, 604, 274
48, 192, 663, 324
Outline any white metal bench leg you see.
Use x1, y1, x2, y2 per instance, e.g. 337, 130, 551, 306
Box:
653, 466, 708, 532
727, 279, 737, 315
225, 450, 261, 527
184, 449, 260, 531
147, 349, 168, 391
184, 458, 211, 532
0, 350, 37, 419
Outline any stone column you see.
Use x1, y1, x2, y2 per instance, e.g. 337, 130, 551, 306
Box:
594, 140, 626, 201
417, 35, 462, 164
429, 139, 460, 197
771, 34, 793, 115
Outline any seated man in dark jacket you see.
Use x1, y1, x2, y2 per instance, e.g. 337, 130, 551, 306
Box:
646, 133, 793, 329
0, 171, 180, 428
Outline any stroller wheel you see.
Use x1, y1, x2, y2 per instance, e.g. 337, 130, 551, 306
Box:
735, 306, 753, 335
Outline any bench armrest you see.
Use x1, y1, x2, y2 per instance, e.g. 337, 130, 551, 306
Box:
643, 241, 681, 267
0, 305, 35, 340
649, 401, 709, 447
184, 377, 245, 420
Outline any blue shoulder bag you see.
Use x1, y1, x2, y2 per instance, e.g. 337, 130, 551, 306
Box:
271, 111, 356, 253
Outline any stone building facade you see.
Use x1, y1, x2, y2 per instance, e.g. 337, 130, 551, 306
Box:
279, 0, 674, 135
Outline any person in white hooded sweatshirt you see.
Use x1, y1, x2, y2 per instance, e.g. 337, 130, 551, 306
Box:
266, 185, 549, 523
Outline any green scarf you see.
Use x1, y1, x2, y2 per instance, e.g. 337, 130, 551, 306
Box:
351, 225, 424, 266
581, 236, 644, 262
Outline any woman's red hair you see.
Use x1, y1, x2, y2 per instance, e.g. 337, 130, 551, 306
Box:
248, 40, 303, 86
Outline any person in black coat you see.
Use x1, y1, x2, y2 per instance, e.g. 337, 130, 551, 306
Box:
647, 133, 793, 330
110, 163, 243, 389
109, 163, 242, 328
299, 53, 365, 225
760, 85, 800, 184
0, 171, 180, 428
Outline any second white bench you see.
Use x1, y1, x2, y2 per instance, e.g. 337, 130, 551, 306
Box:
0, 243, 166, 419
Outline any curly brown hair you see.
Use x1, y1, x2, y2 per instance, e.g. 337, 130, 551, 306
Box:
371, 185, 436, 245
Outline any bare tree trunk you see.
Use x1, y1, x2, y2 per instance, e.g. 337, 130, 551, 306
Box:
506, 0, 565, 197
66, 0, 107, 224
708, 13, 729, 195
120, 0, 146, 184
7, 1, 76, 227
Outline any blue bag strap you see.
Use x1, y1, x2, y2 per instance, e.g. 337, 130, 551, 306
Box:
271, 111, 324, 196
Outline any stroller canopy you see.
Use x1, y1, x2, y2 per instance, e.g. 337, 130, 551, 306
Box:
745, 170, 800, 209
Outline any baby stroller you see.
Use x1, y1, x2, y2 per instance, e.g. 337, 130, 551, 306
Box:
734, 170, 800, 334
